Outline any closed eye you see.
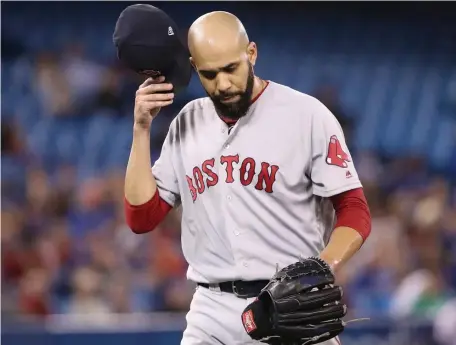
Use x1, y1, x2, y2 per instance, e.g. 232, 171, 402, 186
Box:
200, 71, 217, 80
199, 62, 240, 80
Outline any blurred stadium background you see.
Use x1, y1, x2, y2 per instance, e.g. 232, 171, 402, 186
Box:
1, 1, 456, 345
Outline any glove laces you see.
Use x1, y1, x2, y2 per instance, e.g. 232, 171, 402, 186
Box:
301, 318, 371, 345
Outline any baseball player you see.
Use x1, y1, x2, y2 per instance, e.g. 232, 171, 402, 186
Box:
124, 10, 371, 345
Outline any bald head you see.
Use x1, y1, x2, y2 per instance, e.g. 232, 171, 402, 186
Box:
188, 11, 249, 62
187, 12, 259, 121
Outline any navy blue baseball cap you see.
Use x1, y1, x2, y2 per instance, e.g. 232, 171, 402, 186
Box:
113, 4, 192, 93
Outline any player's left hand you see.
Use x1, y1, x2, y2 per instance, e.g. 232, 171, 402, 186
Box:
241, 257, 346, 345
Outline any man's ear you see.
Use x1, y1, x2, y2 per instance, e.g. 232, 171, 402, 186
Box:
247, 42, 258, 66
189, 57, 197, 71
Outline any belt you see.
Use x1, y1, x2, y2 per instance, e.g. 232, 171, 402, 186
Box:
197, 280, 269, 298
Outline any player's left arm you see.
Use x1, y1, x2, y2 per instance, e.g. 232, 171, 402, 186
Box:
320, 188, 370, 272
307, 98, 372, 272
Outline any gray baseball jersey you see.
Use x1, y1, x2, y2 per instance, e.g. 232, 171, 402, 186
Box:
152, 81, 362, 283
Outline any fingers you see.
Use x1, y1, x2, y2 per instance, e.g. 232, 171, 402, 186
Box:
137, 99, 174, 109
136, 83, 173, 99
152, 100, 173, 108
139, 92, 174, 102
139, 76, 165, 88
138, 76, 173, 93
135, 77, 174, 118
138, 82, 173, 95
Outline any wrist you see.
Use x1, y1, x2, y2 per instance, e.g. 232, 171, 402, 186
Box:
133, 123, 151, 134
318, 254, 340, 273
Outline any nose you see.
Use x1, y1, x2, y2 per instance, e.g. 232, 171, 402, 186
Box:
216, 74, 231, 94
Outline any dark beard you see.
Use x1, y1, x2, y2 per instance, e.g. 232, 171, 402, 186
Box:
208, 63, 255, 120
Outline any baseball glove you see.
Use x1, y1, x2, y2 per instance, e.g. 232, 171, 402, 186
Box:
241, 257, 346, 345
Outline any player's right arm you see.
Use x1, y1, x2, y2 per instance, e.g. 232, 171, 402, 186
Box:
124, 76, 177, 233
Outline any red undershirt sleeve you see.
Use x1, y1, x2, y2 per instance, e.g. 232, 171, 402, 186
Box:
329, 187, 371, 241
124, 191, 173, 234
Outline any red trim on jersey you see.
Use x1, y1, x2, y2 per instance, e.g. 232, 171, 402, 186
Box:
221, 117, 238, 125
219, 81, 270, 125
329, 187, 371, 241
124, 191, 172, 234
251, 80, 270, 104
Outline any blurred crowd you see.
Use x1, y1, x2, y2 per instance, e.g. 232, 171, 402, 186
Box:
2, 43, 196, 320
2, 43, 455, 324
1, 6, 456, 340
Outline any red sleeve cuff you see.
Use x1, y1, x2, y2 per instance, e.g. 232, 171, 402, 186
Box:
329, 188, 371, 241
124, 191, 173, 234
